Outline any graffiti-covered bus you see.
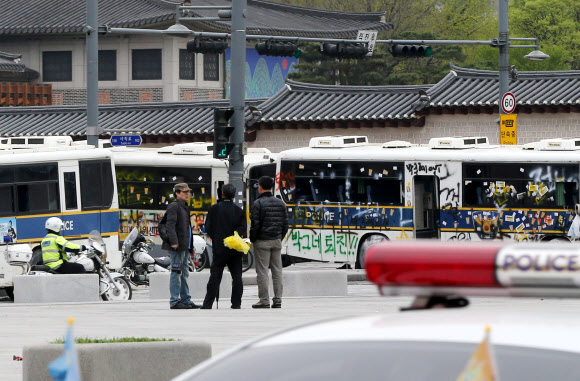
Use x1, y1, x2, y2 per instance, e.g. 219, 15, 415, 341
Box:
111, 143, 276, 252
276, 135, 580, 268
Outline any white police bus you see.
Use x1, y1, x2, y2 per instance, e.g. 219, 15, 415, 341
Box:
276, 135, 580, 268
0, 137, 121, 298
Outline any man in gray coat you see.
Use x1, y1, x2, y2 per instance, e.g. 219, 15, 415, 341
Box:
250, 176, 289, 309
162, 183, 200, 310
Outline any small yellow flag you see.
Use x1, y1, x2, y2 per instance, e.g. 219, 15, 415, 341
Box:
456, 326, 497, 381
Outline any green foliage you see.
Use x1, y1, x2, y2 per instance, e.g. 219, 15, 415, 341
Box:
275, 0, 577, 84
289, 32, 466, 85
50, 337, 178, 344
510, 0, 580, 69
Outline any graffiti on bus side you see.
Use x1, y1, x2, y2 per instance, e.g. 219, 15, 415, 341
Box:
119, 209, 207, 241
287, 203, 412, 230
443, 208, 574, 241
289, 229, 360, 257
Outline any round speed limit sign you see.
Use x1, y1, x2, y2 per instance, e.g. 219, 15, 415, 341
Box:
501, 92, 516, 114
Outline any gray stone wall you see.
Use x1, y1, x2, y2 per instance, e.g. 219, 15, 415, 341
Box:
179, 87, 225, 101
52, 88, 164, 105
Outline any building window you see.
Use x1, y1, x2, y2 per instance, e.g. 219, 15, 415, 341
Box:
132, 49, 162, 80
204, 53, 219, 81
98, 50, 117, 81
179, 49, 195, 80
42, 51, 72, 82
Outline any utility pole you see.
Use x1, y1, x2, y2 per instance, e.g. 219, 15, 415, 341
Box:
229, 0, 247, 206
498, 0, 509, 118
86, 0, 99, 147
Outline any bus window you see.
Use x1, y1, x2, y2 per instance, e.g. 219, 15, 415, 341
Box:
17, 183, 59, 213
463, 163, 579, 208
80, 160, 115, 210
281, 161, 404, 205
0, 186, 14, 215
116, 166, 212, 211
63, 172, 78, 210
0, 164, 61, 215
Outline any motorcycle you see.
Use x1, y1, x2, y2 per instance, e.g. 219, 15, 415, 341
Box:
120, 228, 169, 287
27, 230, 132, 301
120, 227, 208, 286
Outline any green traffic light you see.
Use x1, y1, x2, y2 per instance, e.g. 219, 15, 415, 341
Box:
293, 49, 302, 59
424, 46, 433, 57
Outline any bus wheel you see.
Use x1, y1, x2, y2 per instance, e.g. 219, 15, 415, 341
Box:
356, 234, 387, 269
30, 247, 43, 266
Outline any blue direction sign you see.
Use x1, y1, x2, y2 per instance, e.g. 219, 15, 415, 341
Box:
110, 135, 142, 146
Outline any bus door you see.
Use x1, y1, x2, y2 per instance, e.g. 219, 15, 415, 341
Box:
58, 162, 81, 235
413, 175, 440, 239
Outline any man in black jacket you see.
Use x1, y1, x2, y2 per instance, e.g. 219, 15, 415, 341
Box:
162, 183, 200, 310
250, 176, 289, 309
201, 184, 247, 309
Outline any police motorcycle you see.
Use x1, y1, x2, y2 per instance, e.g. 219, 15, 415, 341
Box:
1, 236, 33, 301
120, 227, 170, 286
120, 227, 208, 286
28, 230, 132, 301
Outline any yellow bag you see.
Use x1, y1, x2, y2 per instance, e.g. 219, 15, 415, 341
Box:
223, 231, 251, 254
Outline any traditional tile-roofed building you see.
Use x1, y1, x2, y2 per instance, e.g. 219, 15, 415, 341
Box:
0, 0, 389, 38
1, 64, 578, 149
0, 98, 264, 144
0, 0, 391, 105
248, 64, 580, 150
0, 52, 39, 82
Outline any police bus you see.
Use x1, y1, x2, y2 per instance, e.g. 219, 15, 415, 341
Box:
110, 142, 276, 253
276, 135, 580, 268
0, 137, 121, 298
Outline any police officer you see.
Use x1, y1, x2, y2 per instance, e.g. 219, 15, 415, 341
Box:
42, 217, 86, 274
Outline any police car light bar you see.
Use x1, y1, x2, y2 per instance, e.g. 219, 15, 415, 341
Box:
365, 240, 580, 304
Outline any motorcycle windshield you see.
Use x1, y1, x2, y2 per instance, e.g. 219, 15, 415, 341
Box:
122, 228, 139, 256
88, 230, 107, 255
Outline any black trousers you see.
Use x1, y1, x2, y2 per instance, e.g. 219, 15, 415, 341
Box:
55, 262, 86, 274
202, 252, 243, 308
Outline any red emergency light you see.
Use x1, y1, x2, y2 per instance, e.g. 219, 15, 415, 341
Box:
365, 240, 580, 300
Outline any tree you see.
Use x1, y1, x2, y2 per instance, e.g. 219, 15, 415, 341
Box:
510, 0, 580, 69
288, 43, 399, 85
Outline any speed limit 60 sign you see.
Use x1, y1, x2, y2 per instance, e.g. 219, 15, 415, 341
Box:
501, 92, 516, 114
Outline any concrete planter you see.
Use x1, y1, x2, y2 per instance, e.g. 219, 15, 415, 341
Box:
23, 340, 211, 381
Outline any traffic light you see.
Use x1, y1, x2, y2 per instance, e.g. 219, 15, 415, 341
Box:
319, 42, 368, 59
187, 37, 228, 54
255, 41, 302, 58
390, 44, 433, 58
213, 107, 235, 159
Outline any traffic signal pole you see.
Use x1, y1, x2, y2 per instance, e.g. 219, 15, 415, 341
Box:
229, 0, 247, 206
86, 0, 99, 147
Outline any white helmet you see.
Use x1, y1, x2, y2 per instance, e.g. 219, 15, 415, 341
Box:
45, 217, 64, 233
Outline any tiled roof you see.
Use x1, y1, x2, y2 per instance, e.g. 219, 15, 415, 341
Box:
424, 63, 580, 110
0, 52, 39, 81
0, 99, 265, 137
0, 0, 391, 38
257, 80, 432, 126
2, 64, 579, 138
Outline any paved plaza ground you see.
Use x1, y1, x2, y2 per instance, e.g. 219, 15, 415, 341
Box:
2, 264, 579, 381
